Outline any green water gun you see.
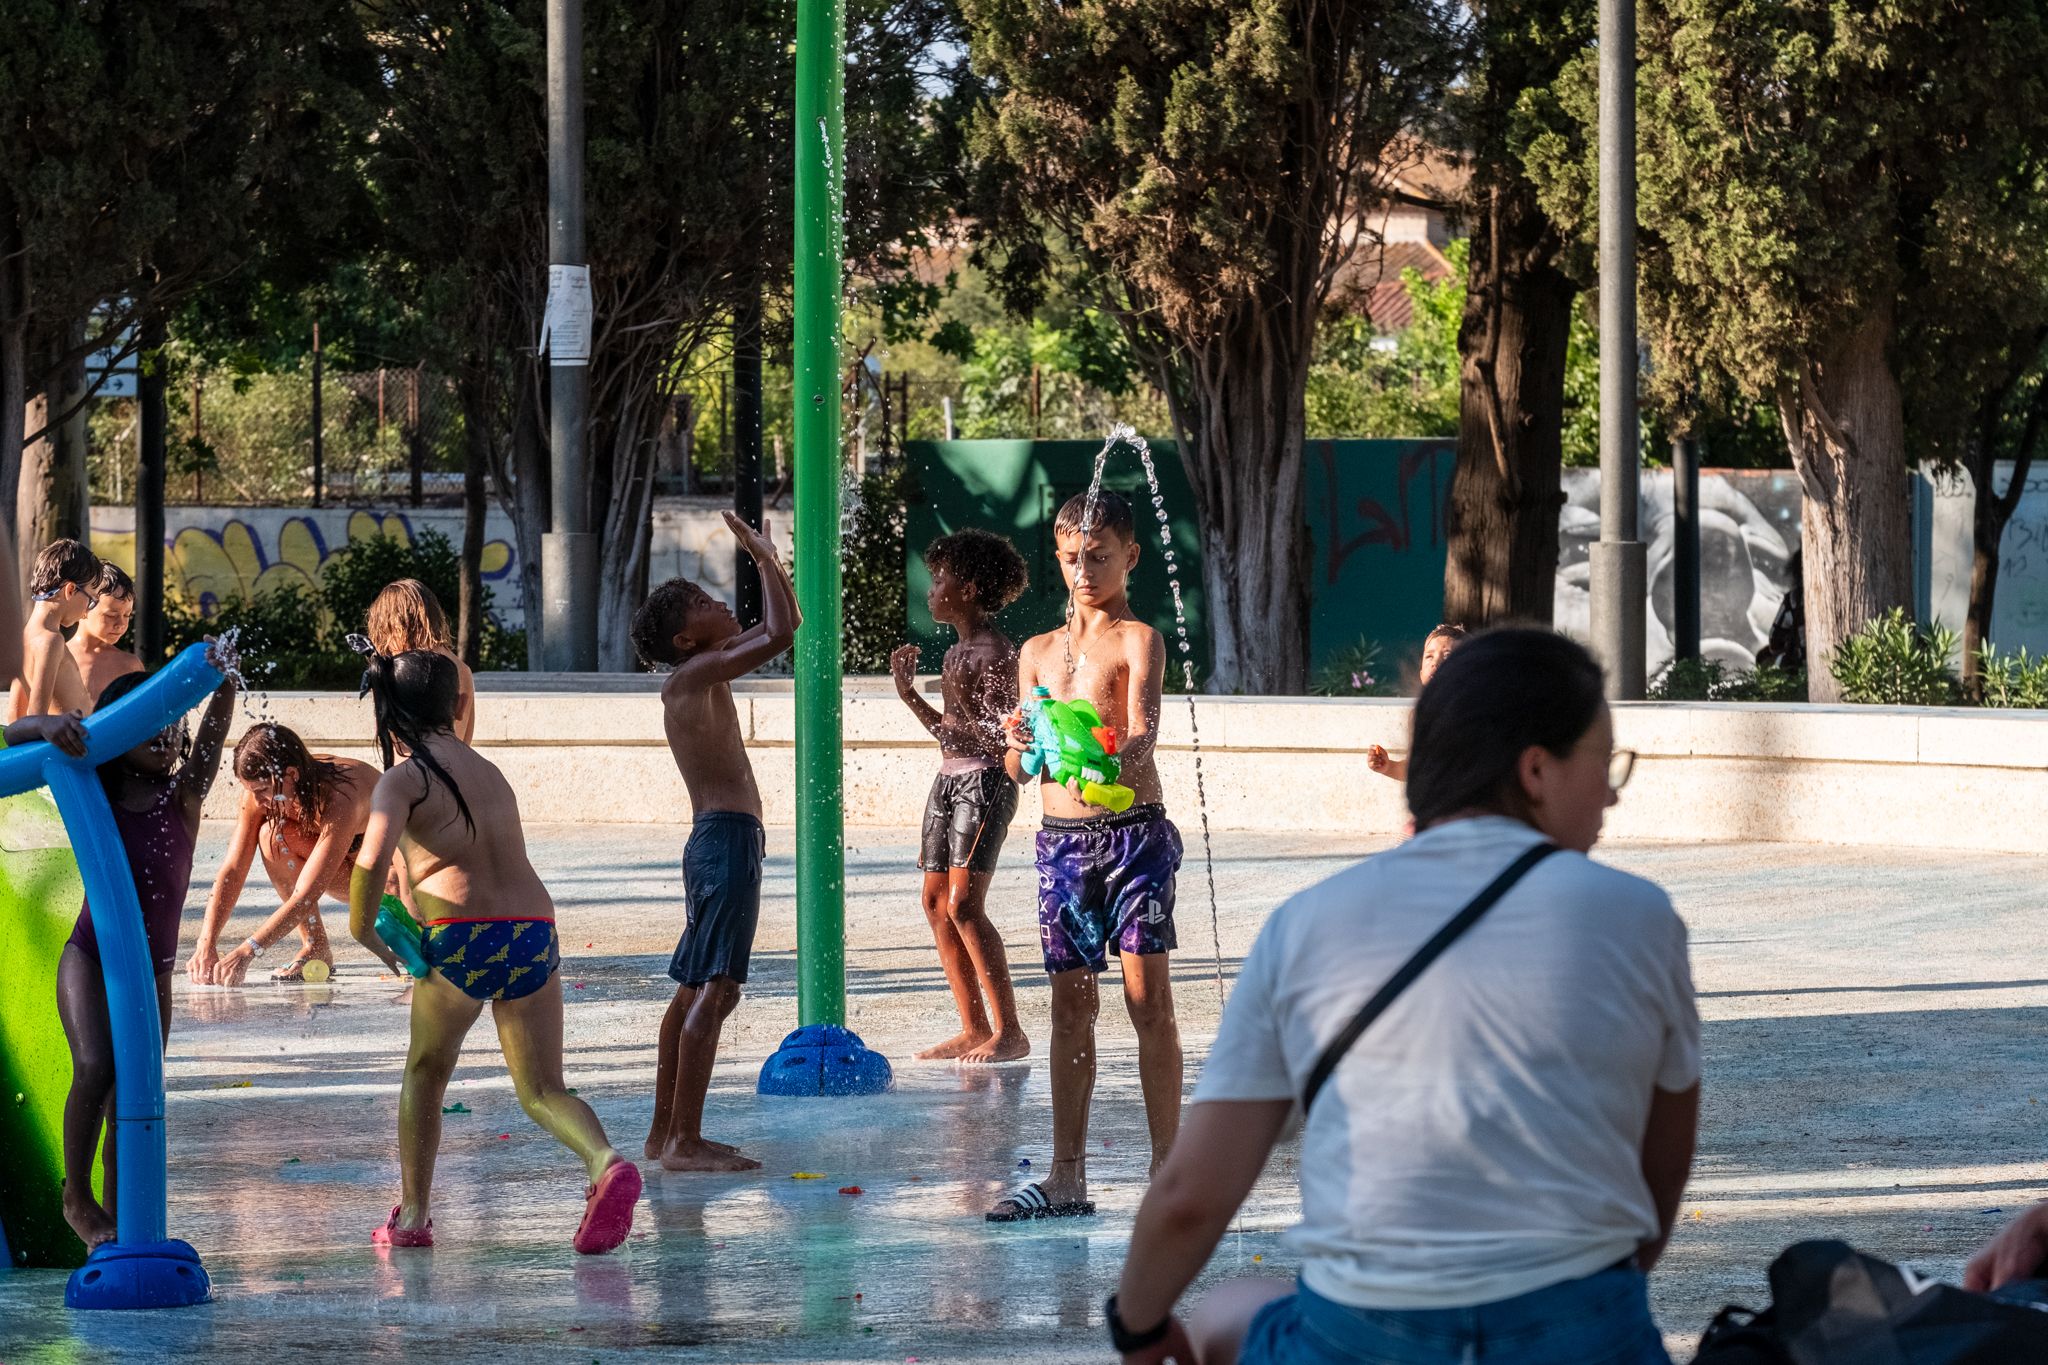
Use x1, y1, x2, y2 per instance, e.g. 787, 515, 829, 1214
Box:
374, 895, 430, 979
1018, 686, 1136, 813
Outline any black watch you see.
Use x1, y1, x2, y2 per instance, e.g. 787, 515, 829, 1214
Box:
1105, 1294, 1172, 1354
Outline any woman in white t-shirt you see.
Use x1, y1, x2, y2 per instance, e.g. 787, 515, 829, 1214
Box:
1107, 628, 1700, 1365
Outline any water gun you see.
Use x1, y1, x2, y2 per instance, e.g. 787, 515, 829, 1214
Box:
374, 894, 430, 979
1016, 686, 1136, 813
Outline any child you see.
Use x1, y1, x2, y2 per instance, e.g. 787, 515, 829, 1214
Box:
630, 510, 797, 1173
1367, 623, 1466, 782
349, 649, 640, 1253
366, 579, 477, 743
10, 539, 101, 723
889, 529, 1031, 1064
187, 724, 380, 984
67, 563, 144, 703
986, 489, 1182, 1223
55, 658, 237, 1249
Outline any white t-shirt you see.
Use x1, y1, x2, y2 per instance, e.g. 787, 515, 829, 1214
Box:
1193, 815, 1700, 1311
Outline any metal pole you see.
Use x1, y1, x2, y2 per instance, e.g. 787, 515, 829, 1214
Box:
1672, 435, 1700, 662
794, 0, 848, 1029
1590, 0, 1645, 699
541, 0, 598, 671
309, 320, 323, 509
734, 288, 765, 628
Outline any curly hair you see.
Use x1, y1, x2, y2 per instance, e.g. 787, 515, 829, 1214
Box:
631, 578, 715, 668
367, 579, 452, 656
925, 529, 1029, 612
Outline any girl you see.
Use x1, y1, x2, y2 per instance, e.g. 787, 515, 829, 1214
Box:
186, 724, 382, 984
1366, 622, 1465, 783
349, 648, 639, 1253
366, 579, 476, 743
1111, 629, 1694, 1365
57, 662, 237, 1248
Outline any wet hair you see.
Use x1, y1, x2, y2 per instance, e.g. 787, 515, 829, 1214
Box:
366, 579, 452, 656
233, 723, 349, 827
631, 578, 716, 668
362, 648, 474, 834
1425, 622, 1468, 647
92, 562, 136, 600
1054, 489, 1135, 543
924, 529, 1029, 611
1406, 628, 1607, 829
28, 540, 101, 598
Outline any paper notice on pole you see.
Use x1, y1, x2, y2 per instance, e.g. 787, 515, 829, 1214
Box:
538, 264, 593, 365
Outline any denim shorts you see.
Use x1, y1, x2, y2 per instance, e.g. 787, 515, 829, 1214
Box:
1239, 1266, 1671, 1365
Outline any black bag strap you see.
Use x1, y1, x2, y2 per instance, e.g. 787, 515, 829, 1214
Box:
1301, 841, 1559, 1113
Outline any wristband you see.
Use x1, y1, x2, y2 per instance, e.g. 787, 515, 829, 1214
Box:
1104, 1295, 1171, 1354
242, 937, 267, 959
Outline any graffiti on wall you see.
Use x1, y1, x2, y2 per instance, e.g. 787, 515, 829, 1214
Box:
90, 510, 518, 617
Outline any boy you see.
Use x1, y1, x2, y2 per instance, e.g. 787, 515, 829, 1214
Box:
631, 510, 798, 1173
68, 563, 145, 702
10, 539, 102, 722
986, 489, 1182, 1223
889, 528, 1031, 1064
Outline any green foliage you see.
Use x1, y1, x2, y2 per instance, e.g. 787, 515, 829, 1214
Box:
841, 461, 916, 673
164, 529, 525, 685
1829, 610, 1962, 707
1306, 246, 1463, 439
1310, 638, 1397, 698
1648, 658, 1807, 703
1975, 645, 2048, 710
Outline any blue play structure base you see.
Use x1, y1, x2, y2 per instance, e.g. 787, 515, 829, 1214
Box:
757, 1024, 893, 1097
65, 1239, 211, 1310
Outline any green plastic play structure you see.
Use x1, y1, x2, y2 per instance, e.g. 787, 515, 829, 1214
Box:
0, 794, 88, 1270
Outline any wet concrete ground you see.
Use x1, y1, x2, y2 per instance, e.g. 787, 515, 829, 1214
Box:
4, 825, 2048, 1362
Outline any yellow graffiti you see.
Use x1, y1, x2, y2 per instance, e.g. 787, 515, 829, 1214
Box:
89, 513, 514, 616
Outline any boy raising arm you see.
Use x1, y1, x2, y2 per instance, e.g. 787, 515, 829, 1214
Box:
632, 511, 799, 1173
987, 490, 1183, 1223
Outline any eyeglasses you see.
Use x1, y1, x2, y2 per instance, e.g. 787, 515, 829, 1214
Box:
1609, 749, 1637, 793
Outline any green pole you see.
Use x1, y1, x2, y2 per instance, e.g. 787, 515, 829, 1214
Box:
792, 0, 846, 1029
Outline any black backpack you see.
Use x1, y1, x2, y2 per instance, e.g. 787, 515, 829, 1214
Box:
1692, 1241, 2048, 1365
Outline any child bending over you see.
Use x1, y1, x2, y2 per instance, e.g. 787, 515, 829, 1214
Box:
890, 528, 1031, 1064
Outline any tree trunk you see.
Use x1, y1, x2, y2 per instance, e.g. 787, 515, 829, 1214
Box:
1444, 183, 1574, 627
596, 412, 657, 673
456, 372, 492, 668
0, 202, 28, 542
502, 361, 548, 671
15, 388, 51, 584
1778, 300, 1911, 703
1962, 377, 2047, 693
1168, 316, 1314, 695
135, 315, 169, 663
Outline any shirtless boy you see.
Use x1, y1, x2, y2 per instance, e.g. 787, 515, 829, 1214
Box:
630, 510, 798, 1172
1366, 622, 1466, 783
10, 539, 101, 723
986, 489, 1183, 1224
889, 529, 1030, 1064
68, 563, 144, 702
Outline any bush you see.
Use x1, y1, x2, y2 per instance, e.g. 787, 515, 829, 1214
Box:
1311, 638, 1397, 697
841, 459, 915, 673
1829, 609, 1961, 706
1649, 657, 1807, 702
1975, 645, 2048, 709
163, 527, 526, 686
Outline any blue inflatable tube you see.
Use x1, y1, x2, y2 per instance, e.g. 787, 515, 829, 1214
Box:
0, 642, 225, 1309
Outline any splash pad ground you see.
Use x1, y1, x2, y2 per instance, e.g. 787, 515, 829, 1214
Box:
3, 822, 2046, 1361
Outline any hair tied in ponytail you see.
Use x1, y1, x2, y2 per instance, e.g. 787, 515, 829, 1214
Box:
347, 632, 385, 700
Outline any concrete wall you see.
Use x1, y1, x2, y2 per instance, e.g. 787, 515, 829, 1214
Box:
204, 683, 2048, 855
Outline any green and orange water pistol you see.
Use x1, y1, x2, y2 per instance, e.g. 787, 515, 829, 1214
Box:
1014, 685, 1136, 813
